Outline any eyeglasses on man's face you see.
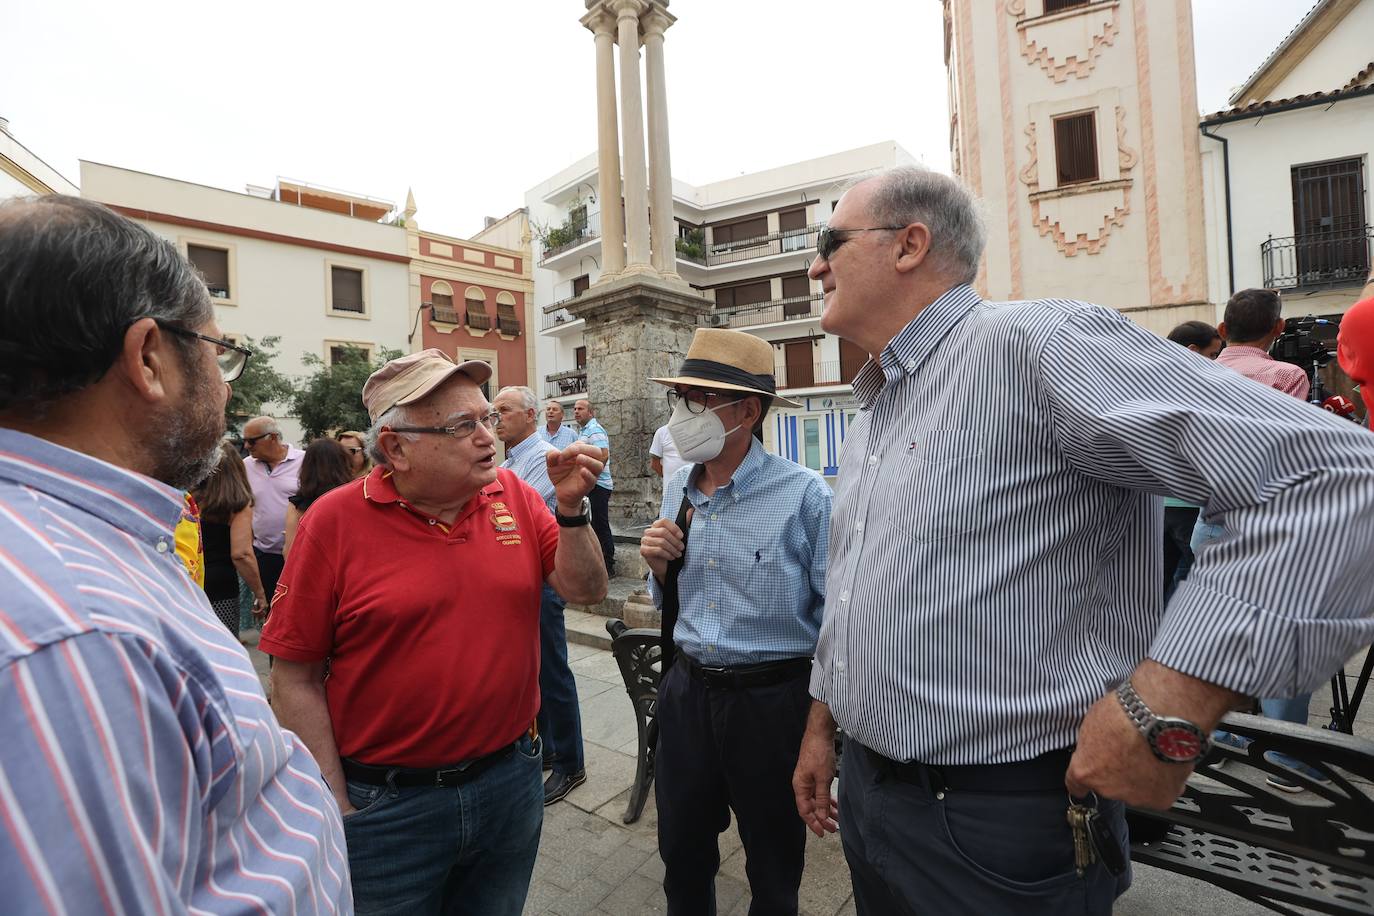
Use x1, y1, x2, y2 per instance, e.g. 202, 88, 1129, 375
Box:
815, 225, 908, 261
389, 411, 500, 441
667, 387, 740, 415
153, 319, 253, 383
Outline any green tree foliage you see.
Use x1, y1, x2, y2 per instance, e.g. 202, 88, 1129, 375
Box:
293, 345, 402, 440
226, 335, 294, 434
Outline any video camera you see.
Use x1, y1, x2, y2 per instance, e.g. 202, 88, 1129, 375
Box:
1269, 315, 1336, 369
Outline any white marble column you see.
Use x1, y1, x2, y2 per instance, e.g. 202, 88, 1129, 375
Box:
585, 8, 625, 278
614, 0, 652, 271
643, 5, 680, 281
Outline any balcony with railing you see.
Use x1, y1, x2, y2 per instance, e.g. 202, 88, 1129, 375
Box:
538, 210, 603, 269
1262, 226, 1373, 290
676, 223, 823, 269
776, 360, 867, 391
544, 368, 588, 400
703, 293, 824, 329
541, 290, 587, 331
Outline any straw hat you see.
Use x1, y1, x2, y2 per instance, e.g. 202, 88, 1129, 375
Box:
650, 328, 801, 409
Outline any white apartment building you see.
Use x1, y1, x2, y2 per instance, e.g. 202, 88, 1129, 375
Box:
81, 162, 412, 444
528, 141, 916, 479
1198, 0, 1373, 324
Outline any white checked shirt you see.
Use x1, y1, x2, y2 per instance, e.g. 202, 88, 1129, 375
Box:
813, 284, 1374, 765
501, 433, 559, 515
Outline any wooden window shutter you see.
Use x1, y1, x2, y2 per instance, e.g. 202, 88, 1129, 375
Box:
779, 209, 807, 232
1053, 112, 1098, 187
188, 245, 230, 296
331, 267, 364, 312
781, 274, 810, 299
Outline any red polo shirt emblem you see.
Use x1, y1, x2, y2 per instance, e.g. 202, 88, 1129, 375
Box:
490, 501, 522, 546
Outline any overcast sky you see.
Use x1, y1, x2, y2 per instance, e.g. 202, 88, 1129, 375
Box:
2, 0, 1310, 235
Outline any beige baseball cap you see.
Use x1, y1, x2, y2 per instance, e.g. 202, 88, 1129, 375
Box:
361, 349, 493, 422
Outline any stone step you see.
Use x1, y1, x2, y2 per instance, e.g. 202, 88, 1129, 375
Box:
565, 609, 614, 651
567, 575, 645, 620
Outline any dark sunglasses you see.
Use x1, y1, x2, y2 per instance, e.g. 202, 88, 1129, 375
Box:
816, 225, 907, 260
243, 433, 276, 447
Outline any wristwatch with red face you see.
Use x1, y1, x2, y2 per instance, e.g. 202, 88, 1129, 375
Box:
1116, 679, 1212, 764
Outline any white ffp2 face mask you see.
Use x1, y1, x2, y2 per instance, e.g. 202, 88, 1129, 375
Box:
667, 399, 741, 464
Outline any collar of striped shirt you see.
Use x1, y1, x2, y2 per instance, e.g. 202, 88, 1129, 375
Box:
852, 284, 981, 408
505, 432, 555, 464
0, 429, 185, 542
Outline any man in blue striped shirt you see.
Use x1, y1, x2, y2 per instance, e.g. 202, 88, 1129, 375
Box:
791, 167, 1374, 914
0, 196, 351, 914
495, 385, 587, 806
641, 328, 831, 914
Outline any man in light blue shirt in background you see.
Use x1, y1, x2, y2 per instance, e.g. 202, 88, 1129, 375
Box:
495, 386, 588, 807
540, 399, 578, 450
640, 328, 831, 915
573, 398, 615, 575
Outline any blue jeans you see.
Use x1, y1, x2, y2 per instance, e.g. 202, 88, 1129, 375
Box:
537, 585, 585, 775
343, 734, 545, 916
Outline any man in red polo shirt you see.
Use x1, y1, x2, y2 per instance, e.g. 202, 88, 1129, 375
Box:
263, 348, 608, 916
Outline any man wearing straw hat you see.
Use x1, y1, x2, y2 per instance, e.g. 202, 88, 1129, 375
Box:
640, 327, 832, 915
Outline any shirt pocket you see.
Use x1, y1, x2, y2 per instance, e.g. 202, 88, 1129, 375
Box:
746, 540, 786, 596
890, 428, 987, 542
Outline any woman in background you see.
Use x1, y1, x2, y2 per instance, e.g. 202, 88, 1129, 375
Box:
284, 438, 355, 558
193, 442, 267, 635
336, 430, 371, 480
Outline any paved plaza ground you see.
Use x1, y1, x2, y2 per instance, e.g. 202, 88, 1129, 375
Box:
245, 623, 1368, 915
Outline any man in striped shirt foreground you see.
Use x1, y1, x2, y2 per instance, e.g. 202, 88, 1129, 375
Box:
790, 167, 1374, 914
0, 196, 351, 914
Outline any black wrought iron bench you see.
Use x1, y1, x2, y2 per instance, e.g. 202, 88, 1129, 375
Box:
1128, 712, 1374, 914
605, 620, 660, 824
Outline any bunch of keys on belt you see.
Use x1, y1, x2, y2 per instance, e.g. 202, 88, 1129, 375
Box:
1067, 793, 1127, 877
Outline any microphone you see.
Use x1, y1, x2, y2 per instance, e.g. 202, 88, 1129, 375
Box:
1322, 395, 1358, 420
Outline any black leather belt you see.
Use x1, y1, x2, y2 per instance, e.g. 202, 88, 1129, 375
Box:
343, 741, 519, 789
861, 743, 1075, 793
684, 656, 812, 689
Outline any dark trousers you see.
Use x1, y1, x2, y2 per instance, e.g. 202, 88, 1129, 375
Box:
654, 660, 812, 916
1163, 506, 1199, 602
839, 734, 1131, 915
255, 548, 285, 606
536, 585, 584, 775
588, 485, 615, 574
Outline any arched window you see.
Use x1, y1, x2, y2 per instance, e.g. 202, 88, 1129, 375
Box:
464, 287, 490, 331
430, 280, 455, 323
495, 291, 520, 336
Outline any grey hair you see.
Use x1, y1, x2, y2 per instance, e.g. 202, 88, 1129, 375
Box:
496, 385, 538, 412
364, 404, 419, 468
848, 166, 986, 286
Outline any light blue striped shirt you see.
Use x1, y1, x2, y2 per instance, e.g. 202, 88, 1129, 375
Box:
813, 284, 1374, 765
539, 423, 578, 450
648, 438, 831, 666
501, 432, 558, 514
0, 430, 351, 914
576, 417, 614, 490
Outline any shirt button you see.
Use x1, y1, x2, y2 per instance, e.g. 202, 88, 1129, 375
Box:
707, 559, 716, 567
840, 590, 850, 602
855, 521, 863, 533
707, 601, 716, 609
868, 454, 878, 465
155, 540, 169, 553
711, 513, 718, 520
905, 360, 916, 371
428, 519, 437, 525
837, 660, 846, 673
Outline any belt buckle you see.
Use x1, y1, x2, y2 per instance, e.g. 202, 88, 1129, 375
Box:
434, 766, 462, 787
700, 664, 729, 677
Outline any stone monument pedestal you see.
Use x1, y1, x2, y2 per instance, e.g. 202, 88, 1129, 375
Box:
568, 272, 710, 528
